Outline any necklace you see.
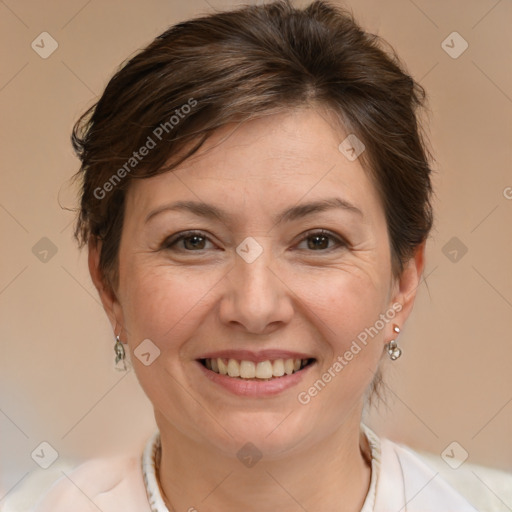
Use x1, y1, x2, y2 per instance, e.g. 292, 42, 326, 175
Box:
142, 425, 380, 512
142, 431, 171, 512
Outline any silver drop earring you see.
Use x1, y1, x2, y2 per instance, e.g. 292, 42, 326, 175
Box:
387, 325, 402, 361
114, 334, 128, 371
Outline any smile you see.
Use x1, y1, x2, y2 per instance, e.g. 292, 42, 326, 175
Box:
199, 357, 315, 380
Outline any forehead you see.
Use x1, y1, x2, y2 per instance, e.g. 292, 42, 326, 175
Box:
125, 108, 382, 223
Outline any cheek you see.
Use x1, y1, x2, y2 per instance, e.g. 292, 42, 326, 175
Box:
119, 260, 223, 346
294, 273, 389, 413
291, 268, 391, 411
293, 264, 390, 342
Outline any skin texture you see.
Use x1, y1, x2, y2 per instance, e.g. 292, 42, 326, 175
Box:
89, 108, 425, 511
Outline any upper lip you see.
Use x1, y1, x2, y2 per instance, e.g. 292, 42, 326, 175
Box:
197, 350, 316, 363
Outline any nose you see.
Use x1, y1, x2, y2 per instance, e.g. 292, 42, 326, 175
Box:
218, 246, 294, 335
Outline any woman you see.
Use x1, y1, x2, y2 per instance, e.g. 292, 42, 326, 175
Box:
33, 0, 479, 510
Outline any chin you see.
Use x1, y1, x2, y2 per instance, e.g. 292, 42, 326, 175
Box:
203, 409, 316, 459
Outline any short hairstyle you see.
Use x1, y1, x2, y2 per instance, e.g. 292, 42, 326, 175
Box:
72, 0, 434, 405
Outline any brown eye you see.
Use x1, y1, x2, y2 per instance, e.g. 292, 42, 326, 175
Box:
161, 231, 214, 251
182, 234, 207, 250
307, 233, 330, 250
296, 230, 346, 251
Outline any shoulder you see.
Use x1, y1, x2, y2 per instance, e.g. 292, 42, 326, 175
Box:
378, 437, 512, 512
27, 454, 151, 512
411, 445, 512, 512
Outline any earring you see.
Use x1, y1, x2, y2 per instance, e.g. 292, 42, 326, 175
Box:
387, 325, 402, 361
114, 334, 128, 371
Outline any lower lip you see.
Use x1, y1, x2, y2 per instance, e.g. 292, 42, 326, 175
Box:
195, 360, 315, 397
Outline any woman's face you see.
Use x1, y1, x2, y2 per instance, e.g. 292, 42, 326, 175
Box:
94, 108, 423, 457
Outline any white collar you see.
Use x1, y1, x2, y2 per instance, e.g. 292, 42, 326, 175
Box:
142, 431, 170, 512
374, 435, 479, 511
141, 423, 381, 512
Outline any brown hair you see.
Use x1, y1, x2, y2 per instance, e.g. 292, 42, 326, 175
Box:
72, 0, 434, 404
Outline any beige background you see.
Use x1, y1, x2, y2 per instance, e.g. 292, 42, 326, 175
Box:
1, 0, 511, 504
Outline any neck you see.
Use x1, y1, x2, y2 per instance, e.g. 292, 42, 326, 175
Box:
155, 411, 372, 512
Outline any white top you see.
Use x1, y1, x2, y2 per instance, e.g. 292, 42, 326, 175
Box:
14, 424, 483, 511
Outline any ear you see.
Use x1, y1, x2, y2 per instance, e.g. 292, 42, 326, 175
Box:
387, 240, 426, 333
88, 238, 126, 338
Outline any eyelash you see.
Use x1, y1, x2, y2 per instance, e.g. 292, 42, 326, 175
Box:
160, 229, 347, 253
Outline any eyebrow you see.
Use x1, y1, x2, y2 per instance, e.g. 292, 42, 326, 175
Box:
144, 197, 363, 225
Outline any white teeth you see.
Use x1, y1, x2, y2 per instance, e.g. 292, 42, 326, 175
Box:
204, 357, 311, 379
255, 361, 273, 379
272, 359, 285, 377
218, 358, 228, 375
240, 360, 256, 378
227, 358, 240, 377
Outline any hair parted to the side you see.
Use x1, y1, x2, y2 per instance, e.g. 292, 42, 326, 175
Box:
71, 0, 435, 407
